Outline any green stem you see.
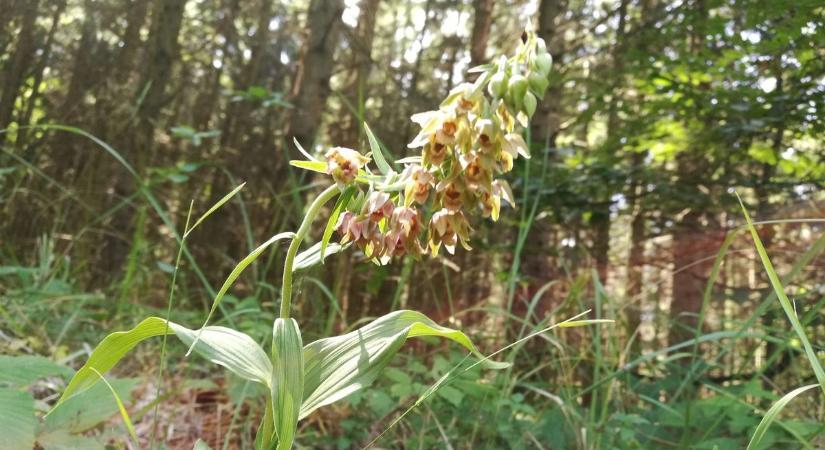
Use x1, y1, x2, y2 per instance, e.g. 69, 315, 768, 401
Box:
280, 184, 340, 318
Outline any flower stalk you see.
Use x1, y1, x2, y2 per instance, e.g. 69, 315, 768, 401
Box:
280, 184, 340, 318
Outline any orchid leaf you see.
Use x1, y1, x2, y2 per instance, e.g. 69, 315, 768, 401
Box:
289, 160, 327, 173
272, 319, 303, 450
52, 317, 271, 411
300, 310, 508, 419
364, 122, 393, 175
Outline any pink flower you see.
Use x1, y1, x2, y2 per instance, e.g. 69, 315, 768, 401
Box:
336, 211, 372, 245
364, 191, 394, 222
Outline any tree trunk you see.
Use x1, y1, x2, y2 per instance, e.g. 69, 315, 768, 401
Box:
530, 0, 567, 150
16, 0, 65, 149
669, 0, 712, 345
115, 0, 150, 83
284, 0, 345, 147
102, 0, 187, 274
338, 0, 380, 149
592, 0, 629, 286
469, 0, 494, 68
0, 0, 40, 137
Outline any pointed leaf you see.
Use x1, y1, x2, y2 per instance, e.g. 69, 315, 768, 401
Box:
43, 377, 138, 435
292, 138, 318, 161
272, 319, 303, 450
747, 384, 818, 450
300, 310, 508, 419
53, 318, 271, 410
88, 369, 139, 446
738, 194, 825, 393
320, 186, 354, 261
364, 123, 393, 175
190, 232, 294, 353
289, 160, 327, 173
294, 242, 351, 271
185, 182, 246, 237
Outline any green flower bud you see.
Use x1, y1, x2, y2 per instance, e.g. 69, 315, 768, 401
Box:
536, 37, 547, 55
536, 52, 553, 76
528, 71, 549, 98
488, 71, 508, 98
523, 91, 537, 118
508, 74, 528, 108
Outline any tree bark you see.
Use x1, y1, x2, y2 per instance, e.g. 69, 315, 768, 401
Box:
284, 0, 345, 147
669, 0, 712, 345
530, 0, 567, 150
102, 0, 187, 273
469, 0, 494, 68
338, 0, 380, 149
0, 0, 40, 137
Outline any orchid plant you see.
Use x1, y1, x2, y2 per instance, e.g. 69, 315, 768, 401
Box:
49, 31, 554, 449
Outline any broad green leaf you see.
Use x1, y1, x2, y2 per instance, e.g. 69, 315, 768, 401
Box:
272, 319, 303, 450
738, 194, 825, 393
320, 186, 354, 261
300, 310, 508, 419
44, 378, 137, 434
0, 388, 36, 450
747, 384, 818, 450
289, 160, 327, 173
0, 355, 74, 387
53, 317, 271, 410
190, 232, 295, 353
364, 123, 393, 175
37, 431, 104, 450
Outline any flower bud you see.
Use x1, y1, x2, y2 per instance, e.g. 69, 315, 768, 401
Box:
528, 71, 549, 98
536, 37, 548, 55
507, 74, 528, 110
536, 52, 553, 77
488, 71, 509, 98
523, 91, 537, 118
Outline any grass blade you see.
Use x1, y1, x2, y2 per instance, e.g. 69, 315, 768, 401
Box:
746, 384, 818, 450
737, 193, 825, 393
185, 182, 246, 237
188, 232, 295, 354
88, 368, 139, 446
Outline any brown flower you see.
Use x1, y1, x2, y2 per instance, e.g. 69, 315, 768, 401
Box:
325, 147, 370, 186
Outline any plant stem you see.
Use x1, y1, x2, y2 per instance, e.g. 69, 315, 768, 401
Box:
280, 184, 340, 318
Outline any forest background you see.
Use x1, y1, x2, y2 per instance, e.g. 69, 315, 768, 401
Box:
1, 0, 824, 448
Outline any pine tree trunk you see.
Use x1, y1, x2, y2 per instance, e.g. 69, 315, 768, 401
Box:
469, 0, 493, 67
0, 0, 40, 136
284, 0, 345, 147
